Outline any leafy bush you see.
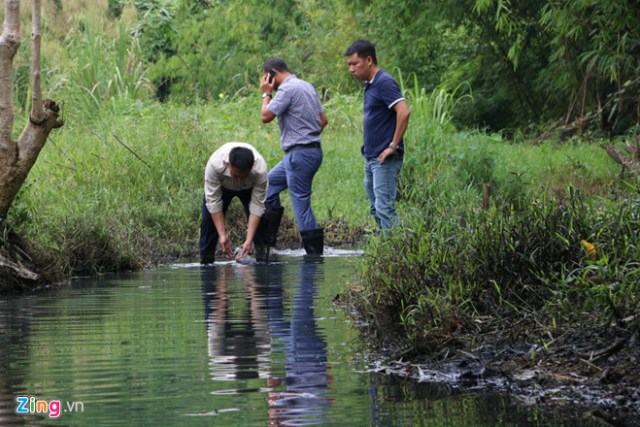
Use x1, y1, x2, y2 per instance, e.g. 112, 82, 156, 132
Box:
357, 188, 640, 349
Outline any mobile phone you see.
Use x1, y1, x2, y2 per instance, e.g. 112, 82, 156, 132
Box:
268, 69, 276, 84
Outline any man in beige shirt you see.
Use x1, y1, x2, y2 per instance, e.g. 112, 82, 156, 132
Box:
200, 142, 269, 263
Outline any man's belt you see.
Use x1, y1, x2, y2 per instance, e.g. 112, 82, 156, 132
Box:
284, 142, 321, 153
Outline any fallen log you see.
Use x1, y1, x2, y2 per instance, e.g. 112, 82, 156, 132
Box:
0, 253, 39, 281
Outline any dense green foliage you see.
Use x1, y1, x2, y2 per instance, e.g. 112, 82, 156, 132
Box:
359, 189, 640, 348
122, 0, 638, 132
128, 0, 359, 102
350, 0, 640, 132
11, 0, 637, 133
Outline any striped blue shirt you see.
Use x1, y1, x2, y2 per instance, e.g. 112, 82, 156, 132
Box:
267, 74, 324, 152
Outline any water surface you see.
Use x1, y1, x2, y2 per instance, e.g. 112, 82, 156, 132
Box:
0, 253, 600, 426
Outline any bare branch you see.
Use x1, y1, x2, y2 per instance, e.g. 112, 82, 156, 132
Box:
0, 0, 21, 147
0, 253, 40, 281
113, 134, 151, 168
30, 0, 45, 122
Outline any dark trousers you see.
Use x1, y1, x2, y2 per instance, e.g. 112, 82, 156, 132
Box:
199, 189, 268, 261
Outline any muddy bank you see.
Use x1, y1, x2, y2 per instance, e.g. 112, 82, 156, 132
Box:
354, 310, 640, 425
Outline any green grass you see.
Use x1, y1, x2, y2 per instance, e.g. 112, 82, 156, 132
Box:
356, 185, 640, 350
7, 83, 628, 284
7, 94, 373, 278
336, 74, 640, 354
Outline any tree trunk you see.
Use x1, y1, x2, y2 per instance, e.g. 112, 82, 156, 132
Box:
0, 0, 63, 220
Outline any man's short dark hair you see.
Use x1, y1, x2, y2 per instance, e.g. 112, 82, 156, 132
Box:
229, 147, 255, 172
345, 39, 377, 65
262, 57, 290, 74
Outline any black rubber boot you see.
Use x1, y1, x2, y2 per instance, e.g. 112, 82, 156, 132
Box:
253, 244, 270, 263
200, 255, 215, 265
199, 197, 218, 264
262, 206, 284, 246
300, 228, 324, 255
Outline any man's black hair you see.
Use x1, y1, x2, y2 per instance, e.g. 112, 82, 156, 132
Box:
262, 57, 290, 73
345, 39, 377, 65
229, 147, 255, 172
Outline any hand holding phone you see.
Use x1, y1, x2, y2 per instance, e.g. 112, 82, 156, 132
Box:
268, 69, 276, 84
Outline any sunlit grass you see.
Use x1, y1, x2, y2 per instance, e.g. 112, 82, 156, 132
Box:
8, 94, 374, 277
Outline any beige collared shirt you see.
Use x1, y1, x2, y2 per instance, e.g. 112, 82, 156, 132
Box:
204, 142, 268, 217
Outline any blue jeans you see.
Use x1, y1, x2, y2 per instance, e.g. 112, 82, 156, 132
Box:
266, 146, 323, 232
364, 155, 403, 230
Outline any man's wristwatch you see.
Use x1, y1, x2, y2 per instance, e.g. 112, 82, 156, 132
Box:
262, 93, 272, 99
389, 142, 399, 151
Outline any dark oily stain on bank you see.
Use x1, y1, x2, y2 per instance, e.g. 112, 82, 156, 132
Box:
366, 325, 640, 426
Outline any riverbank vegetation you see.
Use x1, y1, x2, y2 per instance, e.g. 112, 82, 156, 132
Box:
356, 80, 640, 351
1, 5, 639, 412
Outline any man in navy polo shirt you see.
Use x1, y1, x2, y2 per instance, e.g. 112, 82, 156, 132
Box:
345, 39, 410, 232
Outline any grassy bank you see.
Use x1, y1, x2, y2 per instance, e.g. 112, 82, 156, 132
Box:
356, 187, 640, 341
5, 94, 370, 283
3, 1, 636, 302
349, 159, 640, 413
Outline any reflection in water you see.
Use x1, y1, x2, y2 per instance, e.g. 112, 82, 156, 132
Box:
266, 257, 332, 426
200, 257, 332, 426
0, 298, 36, 426
201, 264, 271, 383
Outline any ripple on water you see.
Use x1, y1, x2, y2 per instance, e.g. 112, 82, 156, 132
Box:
0, 256, 603, 426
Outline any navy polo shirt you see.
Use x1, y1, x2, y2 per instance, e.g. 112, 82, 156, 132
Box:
362, 69, 405, 159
